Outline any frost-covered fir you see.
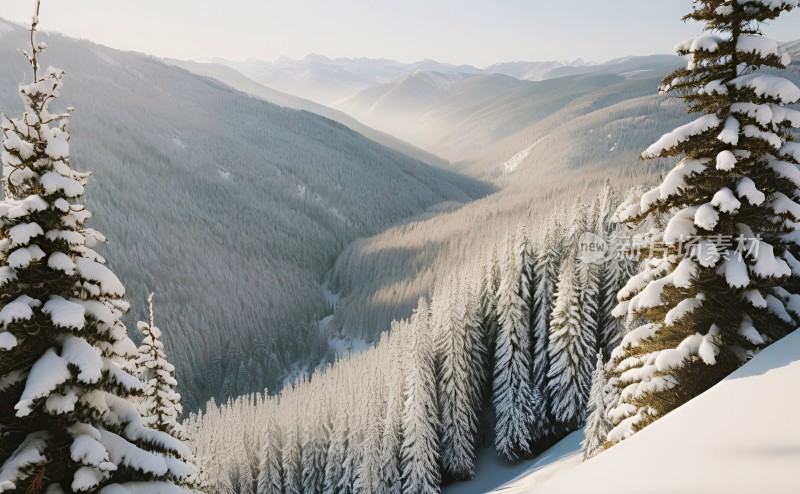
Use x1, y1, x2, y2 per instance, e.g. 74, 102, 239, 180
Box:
435, 280, 485, 481
136, 293, 183, 440
323, 409, 350, 494
594, 187, 629, 356
546, 253, 597, 429
609, 0, 800, 444
493, 225, 541, 460
256, 418, 283, 494
281, 424, 302, 494
0, 4, 193, 492
302, 405, 330, 494
353, 379, 384, 494
581, 352, 612, 460
400, 300, 440, 494
378, 355, 403, 494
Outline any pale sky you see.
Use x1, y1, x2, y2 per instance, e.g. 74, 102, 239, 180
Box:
2, 1, 799, 66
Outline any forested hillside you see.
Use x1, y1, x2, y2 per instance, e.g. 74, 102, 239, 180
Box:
0, 19, 491, 411
326, 70, 689, 341
186, 188, 636, 493
325, 46, 800, 343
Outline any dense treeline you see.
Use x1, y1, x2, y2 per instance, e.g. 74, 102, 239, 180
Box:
186, 186, 638, 493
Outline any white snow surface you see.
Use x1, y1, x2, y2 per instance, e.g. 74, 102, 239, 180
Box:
40, 171, 84, 197
442, 431, 584, 494
15, 349, 70, 417
731, 74, 800, 104
736, 35, 779, 58
0, 331, 16, 350
0, 432, 49, 492
676, 34, 723, 53
42, 296, 86, 330
75, 258, 125, 296
642, 115, 721, 158
509, 329, 800, 494
502, 144, 535, 173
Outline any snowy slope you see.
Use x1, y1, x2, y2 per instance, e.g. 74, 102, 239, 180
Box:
444, 431, 584, 494
497, 330, 800, 494
0, 20, 490, 411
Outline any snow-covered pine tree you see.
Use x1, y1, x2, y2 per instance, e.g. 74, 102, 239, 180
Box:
0, 4, 193, 492
474, 251, 500, 448
136, 293, 183, 439
597, 234, 627, 356
302, 404, 330, 494
477, 252, 499, 377
436, 279, 483, 481
354, 378, 384, 494
608, 0, 800, 444
493, 225, 540, 460
593, 186, 627, 356
338, 408, 361, 494
282, 422, 303, 494
400, 300, 440, 494
323, 409, 349, 494
136, 293, 210, 491
256, 418, 283, 494
581, 351, 612, 461
546, 252, 597, 430
378, 338, 403, 494
531, 216, 564, 440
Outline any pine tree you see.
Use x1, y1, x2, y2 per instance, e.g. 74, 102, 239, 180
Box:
136, 293, 183, 439
608, 0, 800, 444
597, 232, 627, 356
591, 186, 627, 356
136, 293, 210, 491
323, 409, 349, 494
378, 358, 403, 494
436, 280, 483, 481
338, 415, 360, 494
531, 217, 564, 440
493, 226, 540, 460
581, 351, 612, 461
256, 418, 283, 494
282, 423, 303, 494
474, 252, 500, 448
354, 379, 384, 494
0, 4, 193, 492
400, 300, 440, 494
546, 254, 597, 430
302, 406, 330, 494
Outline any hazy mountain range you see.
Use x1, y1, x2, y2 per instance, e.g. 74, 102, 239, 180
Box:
206, 54, 594, 105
